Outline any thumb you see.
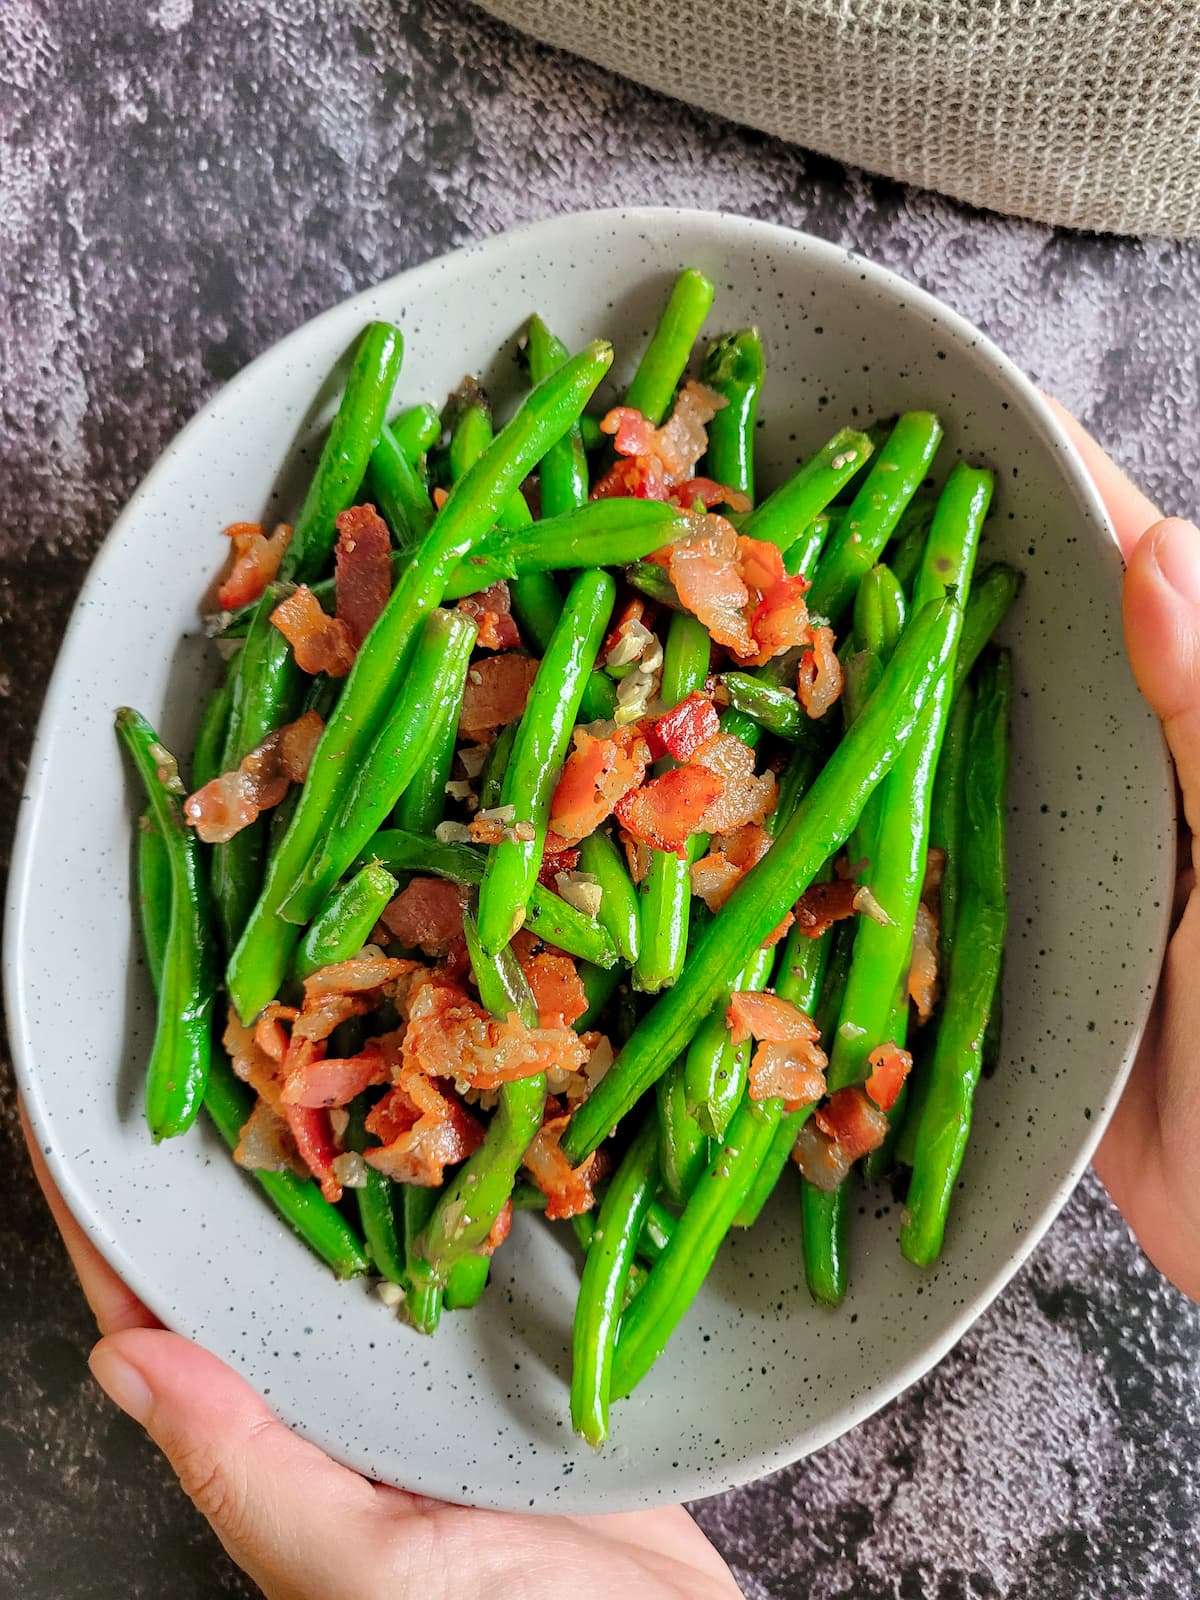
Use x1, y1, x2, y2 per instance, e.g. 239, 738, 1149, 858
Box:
89, 1327, 383, 1600
1124, 517, 1200, 840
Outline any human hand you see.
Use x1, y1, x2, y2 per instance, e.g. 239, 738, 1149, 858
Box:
20, 1108, 740, 1600
1046, 400, 1200, 1302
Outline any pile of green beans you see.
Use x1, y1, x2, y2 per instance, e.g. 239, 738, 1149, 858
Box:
119, 271, 1017, 1442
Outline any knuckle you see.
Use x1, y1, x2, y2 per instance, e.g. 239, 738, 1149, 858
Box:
173, 1445, 247, 1539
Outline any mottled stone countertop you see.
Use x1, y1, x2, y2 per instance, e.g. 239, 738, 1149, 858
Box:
2, 2, 1198, 1596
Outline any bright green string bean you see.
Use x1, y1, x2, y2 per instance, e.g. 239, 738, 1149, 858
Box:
625, 268, 714, 425
526, 315, 589, 516
578, 827, 641, 966
293, 863, 399, 981
701, 329, 764, 502
739, 428, 874, 551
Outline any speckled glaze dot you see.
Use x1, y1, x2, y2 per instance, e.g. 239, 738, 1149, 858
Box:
5, 208, 1174, 1515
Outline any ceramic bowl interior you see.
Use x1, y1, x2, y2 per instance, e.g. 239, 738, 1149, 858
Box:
6, 207, 1174, 1512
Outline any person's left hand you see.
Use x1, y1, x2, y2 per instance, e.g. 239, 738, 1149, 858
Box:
22, 1107, 740, 1600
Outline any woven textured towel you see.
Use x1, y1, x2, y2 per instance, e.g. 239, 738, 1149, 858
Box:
476, 0, 1200, 237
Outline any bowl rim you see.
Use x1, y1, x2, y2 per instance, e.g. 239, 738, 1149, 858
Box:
5, 204, 1175, 1510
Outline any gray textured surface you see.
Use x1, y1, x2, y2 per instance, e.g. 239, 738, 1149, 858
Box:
1, 2, 1198, 1596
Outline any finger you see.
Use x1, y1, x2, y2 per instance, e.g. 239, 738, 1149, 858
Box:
20, 1098, 158, 1336
1123, 518, 1200, 841
1041, 395, 1163, 561
89, 1326, 388, 1600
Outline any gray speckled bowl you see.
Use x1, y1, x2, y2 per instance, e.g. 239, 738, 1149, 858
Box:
6, 208, 1174, 1513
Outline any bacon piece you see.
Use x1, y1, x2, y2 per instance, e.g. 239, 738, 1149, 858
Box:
234, 1098, 309, 1178
335, 505, 393, 648
403, 970, 588, 1092
667, 513, 755, 658
670, 477, 751, 513
271, 587, 357, 677
363, 1070, 485, 1187
253, 1001, 298, 1065
747, 573, 814, 666
735, 536, 787, 594
456, 581, 522, 652
793, 879, 859, 938
380, 878, 465, 957
791, 1121, 854, 1192
458, 651, 540, 740
217, 521, 292, 611
483, 1198, 513, 1256
225, 1008, 285, 1114
521, 951, 588, 1029
815, 1086, 890, 1162
690, 822, 772, 913
184, 710, 323, 844
290, 992, 373, 1047
548, 725, 652, 845
283, 1104, 344, 1201
729, 990, 828, 1112
865, 1043, 914, 1113
523, 1106, 604, 1220
590, 453, 669, 501
301, 953, 412, 1001
727, 990, 821, 1048
691, 732, 776, 834
537, 846, 580, 889
613, 763, 725, 854
796, 625, 843, 719
647, 690, 720, 762
762, 913, 795, 949
748, 1049, 827, 1112
908, 900, 940, 1022
281, 1046, 388, 1108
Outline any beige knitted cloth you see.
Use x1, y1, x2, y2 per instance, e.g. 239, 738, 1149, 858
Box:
475, 0, 1200, 237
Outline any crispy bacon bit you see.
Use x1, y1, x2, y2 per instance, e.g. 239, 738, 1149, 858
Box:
749, 1049, 827, 1111
729, 990, 828, 1112
284, 1104, 344, 1202
458, 651, 540, 740
791, 1121, 854, 1191
593, 382, 740, 512
815, 1086, 890, 1162
233, 1098, 308, 1178
302, 953, 413, 1001
923, 847, 946, 899
335, 505, 393, 647
538, 846, 580, 889
483, 1198, 513, 1256
691, 732, 776, 834
794, 879, 859, 938
364, 1070, 485, 1187
727, 990, 821, 1049
747, 572, 814, 666
225, 1008, 286, 1114
403, 970, 588, 1092
590, 453, 667, 501
456, 581, 522, 652
690, 821, 772, 913
380, 878, 465, 957
865, 1043, 914, 1113
762, 913, 794, 949
280, 1046, 388, 1108
736, 537, 786, 594
797, 625, 843, 719
290, 992, 372, 1046
668, 513, 755, 657
218, 521, 292, 611
253, 1001, 298, 1065
271, 586, 357, 677
908, 900, 940, 1021
548, 725, 652, 845
614, 763, 725, 854
523, 1106, 604, 1219
648, 690, 721, 762
671, 476, 751, 512
521, 951, 588, 1029
184, 710, 323, 844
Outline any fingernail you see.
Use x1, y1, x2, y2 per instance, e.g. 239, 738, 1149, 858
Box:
89, 1342, 153, 1424
1153, 519, 1200, 605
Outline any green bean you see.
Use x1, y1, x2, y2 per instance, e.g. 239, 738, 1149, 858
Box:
580, 414, 605, 453
562, 593, 962, 1164
477, 570, 616, 955
954, 562, 1022, 693
720, 673, 803, 739
571, 1112, 659, 1446
982, 959, 1004, 1072
192, 677, 233, 789
401, 1185, 443, 1334
479, 718, 518, 812
625, 560, 681, 609
929, 679, 975, 980
442, 500, 689, 599
444, 1253, 490, 1310
701, 329, 764, 501
388, 402, 441, 459
901, 649, 1011, 1266
116, 709, 215, 1140
293, 863, 399, 981
204, 1052, 370, 1278
359, 831, 619, 967
416, 912, 546, 1281
845, 564, 908, 866
735, 913, 852, 1227
782, 511, 837, 583
526, 316, 589, 515
640, 1199, 676, 1263
578, 827, 641, 966
657, 1058, 710, 1205
346, 1098, 406, 1285
365, 421, 435, 547
805, 413, 943, 627
634, 612, 711, 992
610, 1091, 780, 1399
824, 465, 991, 1099
391, 686, 459, 834
228, 339, 614, 1022
279, 321, 404, 582
801, 1182, 850, 1307
886, 494, 936, 596
211, 588, 304, 954
625, 268, 714, 425
684, 941, 774, 1140
289, 608, 477, 924
739, 428, 873, 551
576, 960, 623, 1031
512, 1180, 546, 1211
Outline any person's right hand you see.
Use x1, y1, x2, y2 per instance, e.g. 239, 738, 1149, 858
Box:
1047, 401, 1200, 1302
